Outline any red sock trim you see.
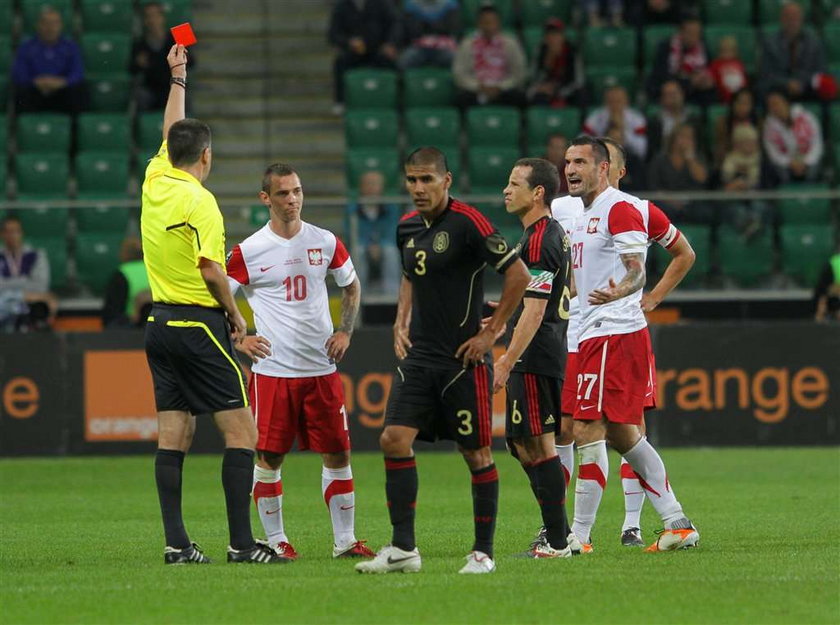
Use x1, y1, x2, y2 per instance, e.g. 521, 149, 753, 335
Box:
620, 462, 640, 480
578, 463, 606, 490
471, 465, 499, 485
323, 478, 354, 505
253, 479, 283, 500
385, 457, 416, 471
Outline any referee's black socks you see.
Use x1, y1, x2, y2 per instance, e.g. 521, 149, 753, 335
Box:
155, 449, 191, 549
222, 448, 257, 551
470, 464, 499, 558
385, 456, 418, 551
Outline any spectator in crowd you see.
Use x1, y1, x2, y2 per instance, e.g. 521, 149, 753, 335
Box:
647, 79, 703, 160
345, 171, 401, 294
647, 123, 711, 223
398, 0, 460, 70
542, 132, 569, 194
713, 87, 760, 167
814, 246, 840, 322
328, 0, 399, 113
0, 216, 56, 332
102, 237, 151, 328
580, 0, 624, 28
12, 8, 85, 114
758, 1, 828, 101
708, 35, 748, 103
647, 13, 716, 105
582, 85, 647, 159
762, 89, 823, 184
628, 0, 682, 26
720, 124, 769, 238
527, 18, 581, 106
452, 5, 527, 107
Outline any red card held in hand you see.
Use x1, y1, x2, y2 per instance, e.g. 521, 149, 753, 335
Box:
170, 23, 197, 47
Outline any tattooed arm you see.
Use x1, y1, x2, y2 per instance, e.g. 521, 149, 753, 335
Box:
588, 252, 646, 305
326, 276, 361, 362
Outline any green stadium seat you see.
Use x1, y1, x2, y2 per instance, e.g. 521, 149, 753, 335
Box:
249, 204, 270, 227
780, 224, 834, 286
75, 152, 131, 198
77, 113, 131, 152
466, 106, 521, 147
16, 114, 72, 153
460, 0, 514, 27
137, 112, 164, 154
718, 226, 775, 286
469, 186, 518, 231
703, 0, 753, 24
344, 109, 399, 149
29, 236, 69, 289
75, 203, 131, 234
0, 4, 12, 37
143, 0, 192, 25
80, 0, 134, 32
15, 154, 70, 197
654, 224, 711, 286
643, 25, 676, 69
526, 107, 580, 151
824, 24, 840, 64
0, 114, 7, 150
830, 103, 840, 140
521, 0, 571, 27
704, 25, 758, 71
21, 0, 74, 34
705, 103, 728, 147
403, 67, 454, 108
16, 206, 70, 238
776, 183, 832, 224
0, 77, 8, 107
405, 107, 460, 151
584, 27, 637, 68
468, 146, 520, 191
88, 73, 132, 112
587, 67, 637, 98
0, 36, 11, 73
81, 34, 131, 73
345, 148, 401, 193
75, 233, 124, 294
0, 156, 7, 199
344, 69, 398, 110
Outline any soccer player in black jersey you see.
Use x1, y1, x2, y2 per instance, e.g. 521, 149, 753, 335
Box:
355, 147, 530, 575
494, 158, 576, 558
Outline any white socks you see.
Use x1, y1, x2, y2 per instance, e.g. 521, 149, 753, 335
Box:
622, 437, 684, 526
253, 465, 286, 547
555, 443, 575, 488
571, 440, 608, 544
620, 458, 645, 531
322, 465, 356, 549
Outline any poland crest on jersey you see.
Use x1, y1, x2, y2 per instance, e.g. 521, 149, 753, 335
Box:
308, 248, 323, 265
587, 217, 600, 234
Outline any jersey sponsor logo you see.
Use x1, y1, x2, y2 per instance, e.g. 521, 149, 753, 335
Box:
308, 248, 323, 265
406, 237, 415, 248
260, 265, 275, 272
433, 231, 449, 253
587, 218, 600, 234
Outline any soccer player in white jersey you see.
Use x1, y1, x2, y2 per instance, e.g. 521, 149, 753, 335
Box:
226, 163, 375, 560
564, 136, 699, 552
550, 138, 696, 548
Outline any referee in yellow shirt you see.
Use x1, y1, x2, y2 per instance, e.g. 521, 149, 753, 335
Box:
142, 45, 286, 565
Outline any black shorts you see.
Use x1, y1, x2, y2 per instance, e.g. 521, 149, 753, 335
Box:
384, 363, 493, 449
505, 372, 561, 439
144, 303, 249, 415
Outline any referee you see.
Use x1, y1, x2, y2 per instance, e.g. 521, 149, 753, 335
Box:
142, 45, 286, 564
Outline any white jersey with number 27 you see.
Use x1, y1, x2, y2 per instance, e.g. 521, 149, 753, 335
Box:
226, 221, 356, 378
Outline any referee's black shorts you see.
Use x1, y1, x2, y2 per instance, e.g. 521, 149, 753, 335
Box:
144, 303, 249, 415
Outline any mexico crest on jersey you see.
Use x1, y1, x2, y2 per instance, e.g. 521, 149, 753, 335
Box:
587, 217, 600, 234
433, 231, 449, 253
308, 248, 323, 265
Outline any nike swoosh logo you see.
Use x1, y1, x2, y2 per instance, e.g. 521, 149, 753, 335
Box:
340, 505, 355, 510
387, 555, 416, 564
580, 405, 595, 411
624, 491, 643, 495
260, 265, 275, 272
265, 508, 280, 515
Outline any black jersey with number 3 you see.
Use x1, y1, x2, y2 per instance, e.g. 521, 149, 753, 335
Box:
397, 198, 519, 368
505, 215, 571, 379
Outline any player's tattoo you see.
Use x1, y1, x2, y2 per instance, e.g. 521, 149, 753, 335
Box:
615, 252, 646, 298
338, 277, 361, 335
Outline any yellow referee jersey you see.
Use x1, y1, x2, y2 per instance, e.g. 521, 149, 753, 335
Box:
140, 142, 226, 308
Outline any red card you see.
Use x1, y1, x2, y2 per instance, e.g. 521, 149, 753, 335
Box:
170, 23, 197, 47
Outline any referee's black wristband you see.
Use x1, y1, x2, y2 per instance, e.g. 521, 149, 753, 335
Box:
170, 76, 186, 89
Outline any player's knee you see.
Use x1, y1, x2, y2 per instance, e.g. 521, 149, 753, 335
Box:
379, 427, 406, 456
556, 417, 575, 445
460, 446, 493, 471
257, 450, 284, 469
322, 450, 350, 468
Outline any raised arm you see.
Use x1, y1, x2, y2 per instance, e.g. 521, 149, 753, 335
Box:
162, 45, 187, 141
641, 236, 696, 312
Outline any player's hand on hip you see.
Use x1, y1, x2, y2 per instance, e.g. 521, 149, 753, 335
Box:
492, 356, 511, 394
640, 292, 661, 312
588, 279, 620, 305
393, 325, 412, 360
326, 331, 351, 363
236, 335, 271, 363
456, 327, 494, 367
228, 311, 247, 344
167, 44, 187, 78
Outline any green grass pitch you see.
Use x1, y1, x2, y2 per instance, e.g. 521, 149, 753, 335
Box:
1, 448, 838, 624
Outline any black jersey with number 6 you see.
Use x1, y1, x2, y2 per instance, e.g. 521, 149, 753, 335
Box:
504, 215, 571, 379
397, 198, 520, 369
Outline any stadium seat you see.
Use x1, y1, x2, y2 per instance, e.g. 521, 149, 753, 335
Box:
144, 0, 192, 25
0, 4, 11, 36
830, 103, 840, 139
345, 148, 401, 192
703, 0, 753, 24
776, 183, 832, 224
718, 226, 775, 287
402, 67, 454, 108
521, 0, 571, 27
467, 146, 520, 191
0, 156, 7, 199
584, 27, 637, 68
344, 69, 399, 110
81, 34, 131, 74
405, 107, 460, 151
75, 204, 132, 234
0, 36, 11, 73
75, 233, 124, 294
705, 103, 728, 147
780, 224, 834, 287
0, 114, 7, 149
587, 67, 637, 98
88, 73, 132, 112
643, 25, 676, 69
80, 0, 134, 32
704, 25, 758, 71
28, 236, 68, 289
653, 224, 711, 286
15, 154, 70, 197
344, 109, 399, 149
21, 0, 73, 33
460, 0, 514, 27
16, 206, 70, 238
526, 107, 580, 153
466, 106, 521, 147
77, 113, 131, 152
137, 112, 164, 154
16, 114, 72, 153
0, 77, 8, 108
75, 152, 131, 198
824, 23, 840, 64
249, 204, 270, 227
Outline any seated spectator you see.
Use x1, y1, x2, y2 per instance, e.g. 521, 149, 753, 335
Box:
708, 35, 748, 103
102, 238, 151, 328
720, 124, 770, 238
647, 79, 703, 160
398, 0, 460, 70
328, 0, 399, 113
713, 87, 760, 167
647, 123, 712, 223
762, 89, 823, 184
452, 5, 527, 107
542, 132, 569, 194
131, 2, 196, 111
346, 172, 401, 294
0, 216, 56, 332
12, 8, 85, 114
582, 85, 647, 160
527, 18, 581, 107
758, 1, 829, 101
647, 13, 716, 105
580, 0, 624, 28
814, 246, 840, 322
